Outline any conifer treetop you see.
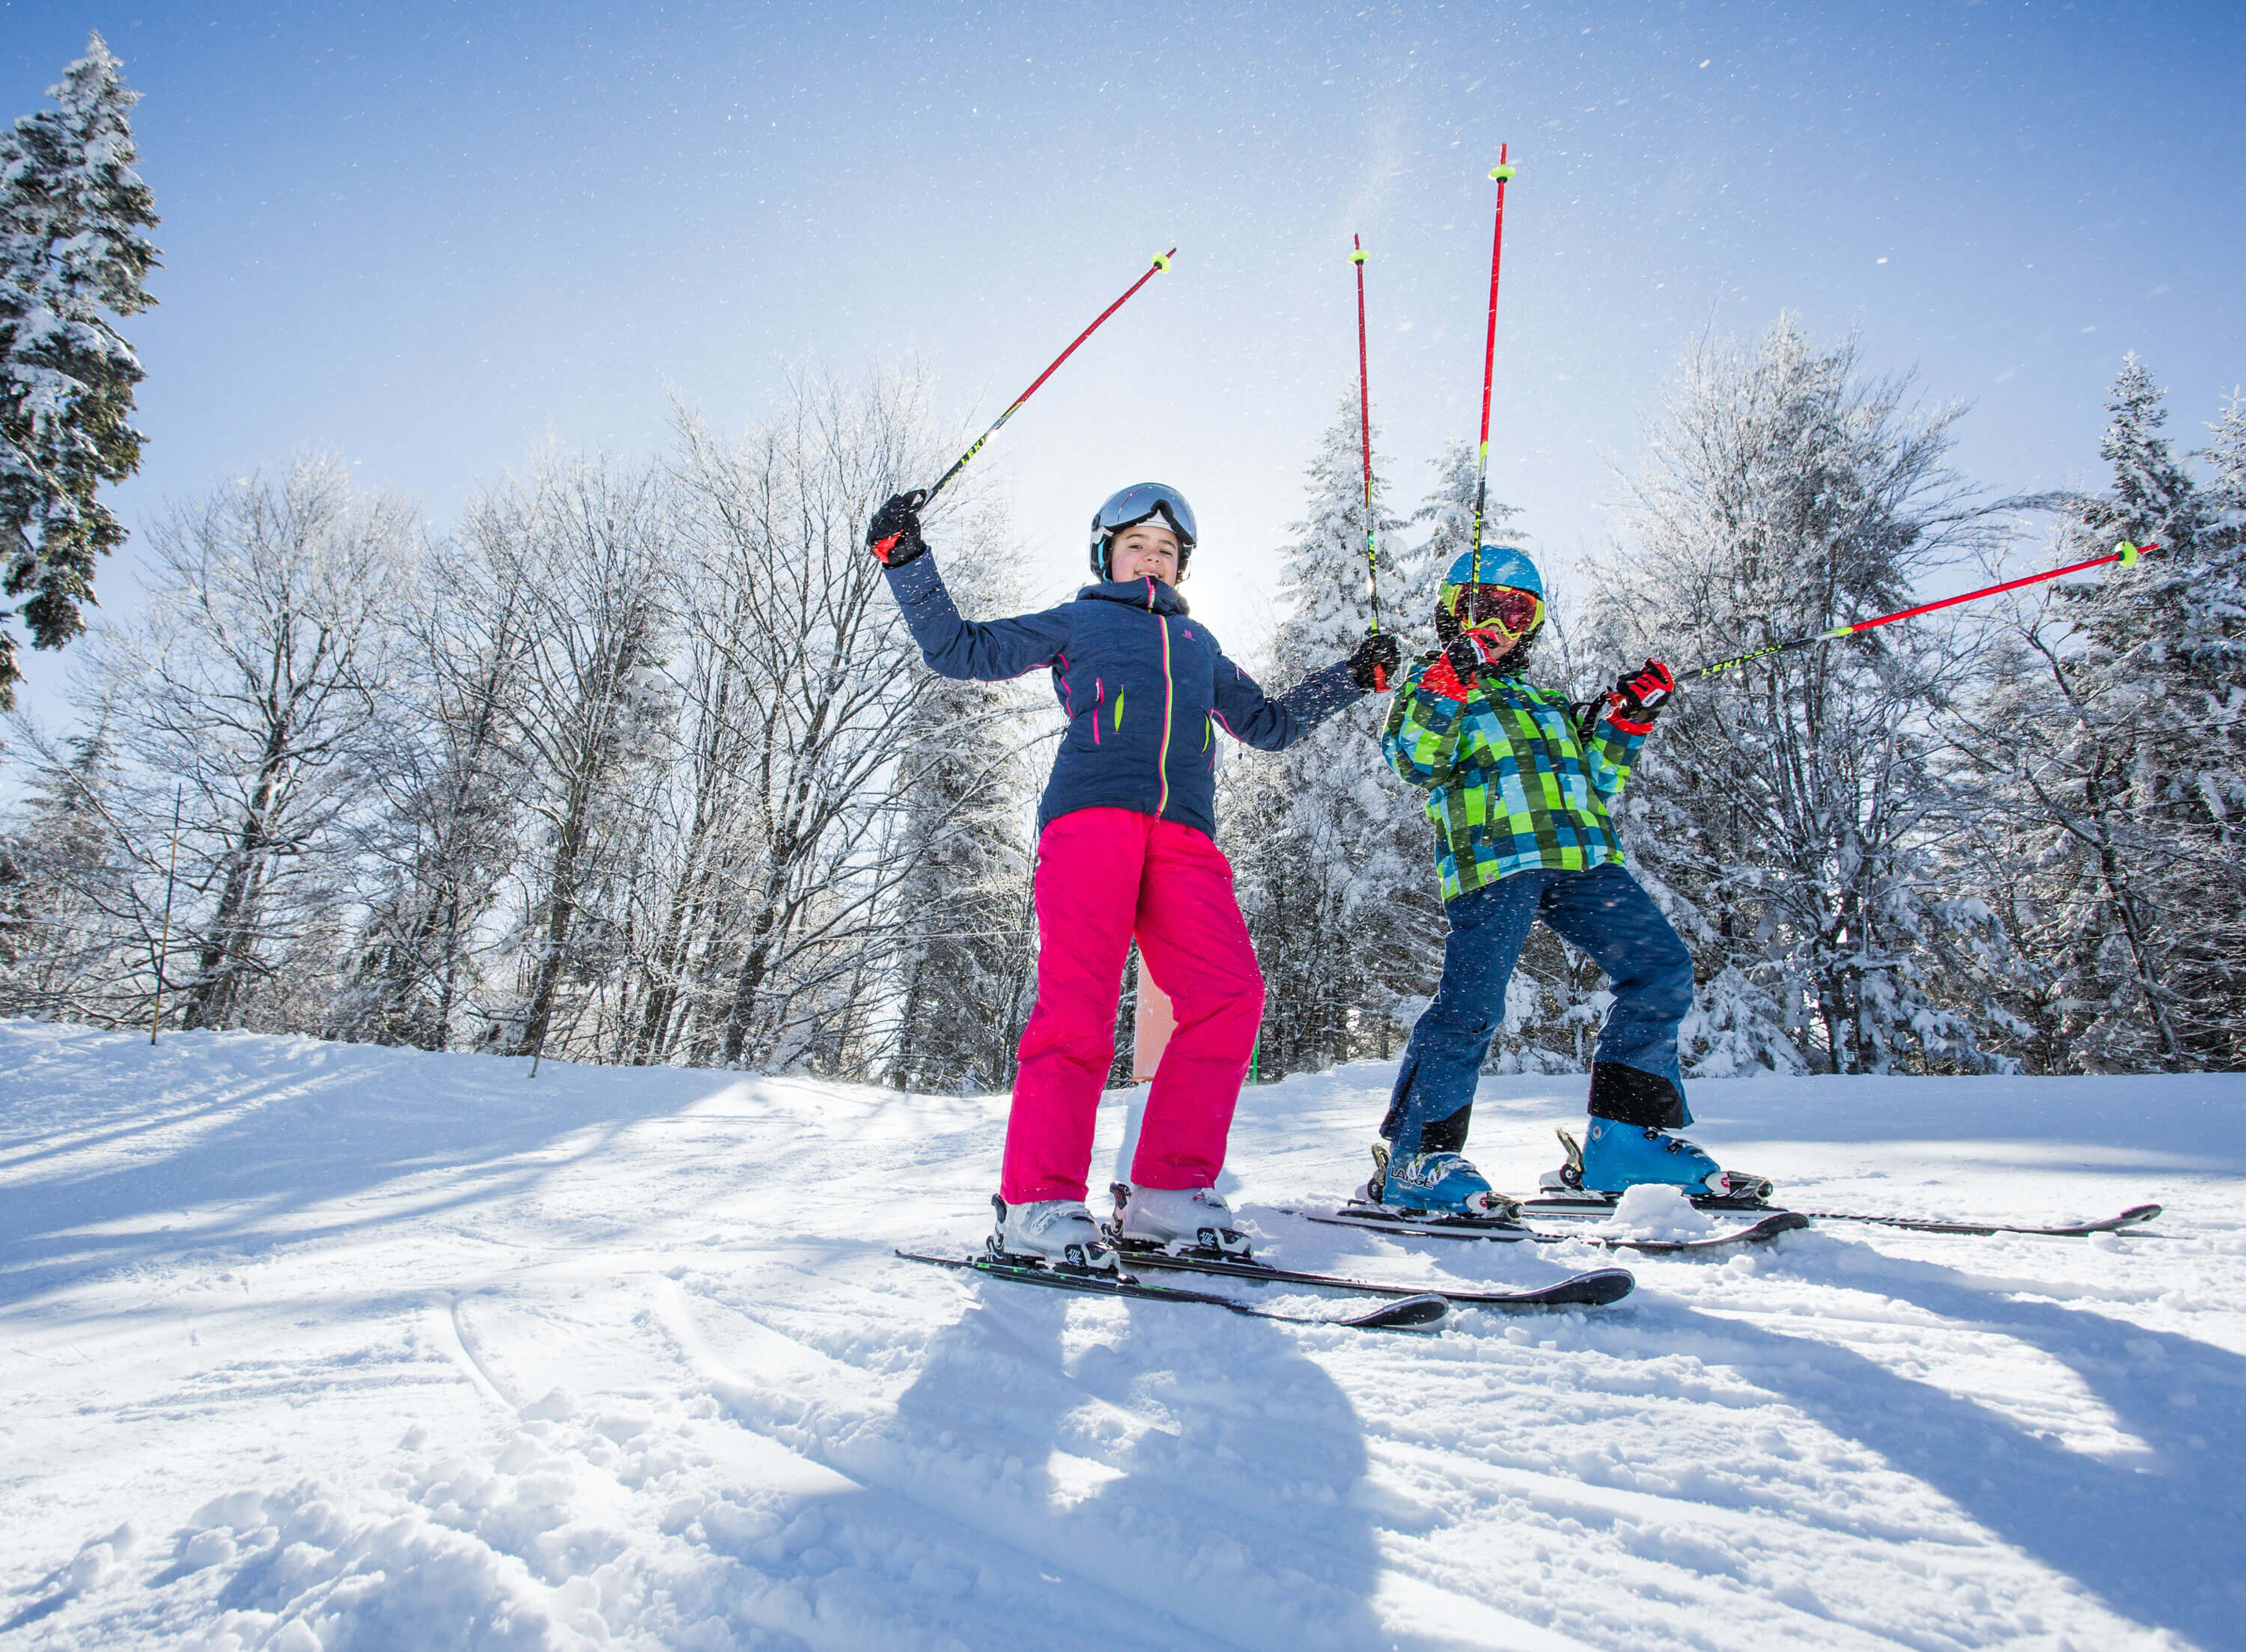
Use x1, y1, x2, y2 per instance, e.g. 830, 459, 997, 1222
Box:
0, 30, 162, 706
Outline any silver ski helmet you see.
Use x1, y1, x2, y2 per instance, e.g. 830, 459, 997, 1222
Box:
1436, 544, 1544, 645
1090, 482, 1196, 581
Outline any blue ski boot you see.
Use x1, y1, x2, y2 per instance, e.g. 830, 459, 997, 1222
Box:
1366, 1142, 1513, 1218
1577, 1118, 1724, 1195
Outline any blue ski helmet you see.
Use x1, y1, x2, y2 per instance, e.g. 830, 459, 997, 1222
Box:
1435, 545, 1544, 647
1443, 544, 1542, 597
1090, 482, 1197, 580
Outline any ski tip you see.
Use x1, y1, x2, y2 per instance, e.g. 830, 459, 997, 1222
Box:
1571, 1268, 1638, 1305
2118, 1203, 2164, 1225
1754, 1211, 1812, 1237
1345, 1293, 1450, 1331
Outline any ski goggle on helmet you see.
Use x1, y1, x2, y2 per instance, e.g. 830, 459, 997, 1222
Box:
1454, 585, 1544, 635
1089, 482, 1196, 580
1438, 544, 1544, 636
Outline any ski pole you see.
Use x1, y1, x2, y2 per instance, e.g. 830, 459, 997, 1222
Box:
1349, 234, 1385, 638
150, 784, 181, 1045
1682, 540, 2160, 681
871, 248, 1178, 560
1470, 146, 1516, 553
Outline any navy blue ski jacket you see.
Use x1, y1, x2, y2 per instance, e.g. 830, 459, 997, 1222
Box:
884, 554, 1364, 838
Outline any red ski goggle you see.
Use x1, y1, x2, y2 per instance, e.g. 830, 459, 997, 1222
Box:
1448, 584, 1544, 635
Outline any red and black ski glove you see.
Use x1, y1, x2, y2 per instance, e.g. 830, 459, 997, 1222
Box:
1348, 630, 1402, 691
1423, 630, 1518, 701
1446, 629, 1521, 681
867, 490, 928, 567
1605, 658, 1676, 733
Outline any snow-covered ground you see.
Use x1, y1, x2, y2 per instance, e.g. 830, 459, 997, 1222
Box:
4, 1021, 2243, 1651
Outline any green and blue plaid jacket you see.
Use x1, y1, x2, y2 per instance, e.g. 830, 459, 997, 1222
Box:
1381, 653, 1651, 901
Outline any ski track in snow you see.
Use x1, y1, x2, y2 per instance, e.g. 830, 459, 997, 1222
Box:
2, 1024, 2243, 1650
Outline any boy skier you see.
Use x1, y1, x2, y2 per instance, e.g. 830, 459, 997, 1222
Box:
1369, 543, 1737, 1215
868, 483, 1399, 1268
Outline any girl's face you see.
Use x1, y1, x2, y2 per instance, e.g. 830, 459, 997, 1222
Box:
1110, 520, 1181, 585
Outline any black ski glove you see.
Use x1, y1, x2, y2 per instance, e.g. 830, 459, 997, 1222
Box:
1607, 658, 1676, 727
867, 490, 928, 567
1348, 630, 1402, 691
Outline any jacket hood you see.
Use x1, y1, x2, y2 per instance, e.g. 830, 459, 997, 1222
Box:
1077, 576, 1191, 617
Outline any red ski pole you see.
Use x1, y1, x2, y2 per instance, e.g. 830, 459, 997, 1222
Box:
1469, 146, 1516, 555
871, 249, 1178, 560
1682, 541, 2161, 681
1349, 234, 1385, 641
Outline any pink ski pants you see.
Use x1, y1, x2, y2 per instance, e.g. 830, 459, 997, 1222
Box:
1001, 808, 1266, 1204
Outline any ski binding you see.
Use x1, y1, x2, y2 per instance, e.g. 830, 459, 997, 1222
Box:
897, 1249, 1451, 1332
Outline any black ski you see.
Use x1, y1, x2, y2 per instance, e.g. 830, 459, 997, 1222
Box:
1521, 1191, 1777, 1218
895, 1250, 1450, 1331
1305, 1205, 1810, 1254
1111, 1244, 1636, 1308
1790, 1202, 2164, 1237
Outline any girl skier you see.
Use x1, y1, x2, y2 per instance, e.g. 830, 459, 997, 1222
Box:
866, 483, 1400, 1269
1369, 544, 1737, 1215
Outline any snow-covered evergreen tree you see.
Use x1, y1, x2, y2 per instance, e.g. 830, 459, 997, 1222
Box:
0, 34, 159, 706
0, 713, 136, 1020
1225, 393, 1435, 1077
2078, 356, 2206, 554
1952, 364, 2246, 1070
2205, 390, 2246, 554
1595, 317, 2011, 1076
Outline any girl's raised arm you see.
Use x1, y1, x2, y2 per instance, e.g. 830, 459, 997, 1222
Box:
1210, 649, 1363, 752
885, 553, 1074, 683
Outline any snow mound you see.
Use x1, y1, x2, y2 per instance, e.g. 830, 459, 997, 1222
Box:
1590, 1182, 1718, 1241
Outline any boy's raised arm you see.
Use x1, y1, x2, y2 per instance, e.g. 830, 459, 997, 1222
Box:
1381, 657, 1470, 788
1574, 657, 1675, 801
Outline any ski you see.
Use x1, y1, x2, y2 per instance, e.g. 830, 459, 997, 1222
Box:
1110, 1243, 1636, 1308
895, 1250, 1450, 1332
1789, 1202, 2164, 1237
1303, 1205, 1810, 1255
1527, 1192, 2164, 1237
1519, 1192, 1779, 1219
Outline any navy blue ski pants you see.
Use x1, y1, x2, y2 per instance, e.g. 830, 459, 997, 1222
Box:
1381, 862, 1695, 1156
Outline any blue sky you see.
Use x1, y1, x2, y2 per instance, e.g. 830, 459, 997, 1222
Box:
5, 0, 2243, 705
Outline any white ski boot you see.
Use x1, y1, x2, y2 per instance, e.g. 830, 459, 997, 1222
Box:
1109, 1181, 1253, 1258
989, 1195, 1117, 1271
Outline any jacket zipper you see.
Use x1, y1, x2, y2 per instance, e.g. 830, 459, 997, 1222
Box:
1155, 615, 1174, 816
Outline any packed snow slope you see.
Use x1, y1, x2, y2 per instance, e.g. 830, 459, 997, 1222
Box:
4, 1022, 2245, 1651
